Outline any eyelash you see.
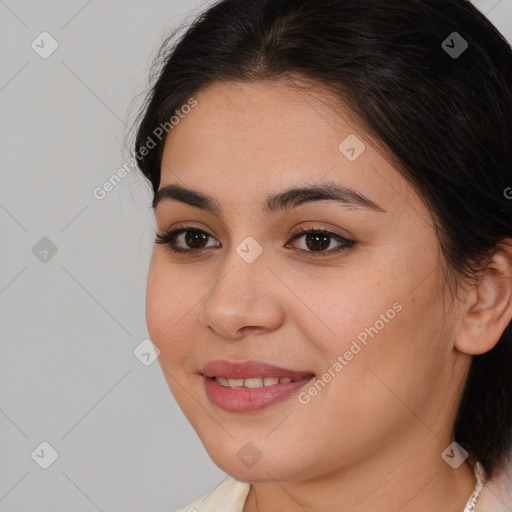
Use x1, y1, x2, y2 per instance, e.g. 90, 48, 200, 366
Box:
154, 224, 357, 259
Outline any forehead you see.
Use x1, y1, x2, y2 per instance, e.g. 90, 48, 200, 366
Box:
159, 79, 421, 218
165, 79, 351, 154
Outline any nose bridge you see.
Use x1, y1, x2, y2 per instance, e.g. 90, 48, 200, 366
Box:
214, 230, 268, 296
208, 237, 268, 311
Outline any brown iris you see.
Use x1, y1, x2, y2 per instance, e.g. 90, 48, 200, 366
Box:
304, 233, 330, 252
185, 230, 209, 249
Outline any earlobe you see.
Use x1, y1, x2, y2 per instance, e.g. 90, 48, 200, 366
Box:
454, 239, 512, 356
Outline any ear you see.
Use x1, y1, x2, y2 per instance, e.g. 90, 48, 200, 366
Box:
454, 239, 512, 356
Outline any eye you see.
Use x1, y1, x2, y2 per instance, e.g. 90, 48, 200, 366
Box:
154, 225, 220, 255
154, 224, 357, 258
285, 224, 357, 258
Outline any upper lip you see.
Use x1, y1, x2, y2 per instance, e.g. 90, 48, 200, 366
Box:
201, 360, 315, 379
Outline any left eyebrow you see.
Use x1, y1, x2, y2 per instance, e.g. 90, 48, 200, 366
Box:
152, 181, 386, 216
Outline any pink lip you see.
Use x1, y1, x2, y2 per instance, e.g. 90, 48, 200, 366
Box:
201, 360, 315, 412
201, 359, 315, 379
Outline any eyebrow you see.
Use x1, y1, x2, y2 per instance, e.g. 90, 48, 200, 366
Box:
152, 181, 385, 215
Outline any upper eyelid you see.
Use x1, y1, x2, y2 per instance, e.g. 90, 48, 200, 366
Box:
157, 218, 352, 236
159, 224, 347, 237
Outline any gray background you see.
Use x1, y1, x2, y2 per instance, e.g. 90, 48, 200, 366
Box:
0, 1, 511, 510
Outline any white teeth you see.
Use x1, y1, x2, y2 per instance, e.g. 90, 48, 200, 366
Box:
244, 378, 263, 388
214, 376, 303, 388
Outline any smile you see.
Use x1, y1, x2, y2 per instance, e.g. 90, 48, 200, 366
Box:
214, 376, 308, 388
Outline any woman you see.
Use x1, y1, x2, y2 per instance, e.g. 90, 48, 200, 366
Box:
132, 0, 512, 510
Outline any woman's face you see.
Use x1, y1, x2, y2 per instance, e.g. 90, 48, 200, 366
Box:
146, 79, 470, 482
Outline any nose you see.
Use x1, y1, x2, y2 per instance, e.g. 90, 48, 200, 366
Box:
199, 249, 285, 340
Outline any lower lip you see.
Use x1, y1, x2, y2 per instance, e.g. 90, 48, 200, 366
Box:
203, 376, 314, 412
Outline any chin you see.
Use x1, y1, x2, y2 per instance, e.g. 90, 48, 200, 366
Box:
204, 441, 303, 483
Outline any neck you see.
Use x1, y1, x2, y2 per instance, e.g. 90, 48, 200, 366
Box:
243, 435, 477, 512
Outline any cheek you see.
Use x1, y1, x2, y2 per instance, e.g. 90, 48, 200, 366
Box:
290, 267, 403, 361
145, 255, 198, 368
291, 297, 442, 466
315, 248, 444, 362
145, 257, 205, 419
297, 260, 444, 410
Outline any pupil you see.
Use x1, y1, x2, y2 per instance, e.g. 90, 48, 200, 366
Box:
306, 233, 329, 251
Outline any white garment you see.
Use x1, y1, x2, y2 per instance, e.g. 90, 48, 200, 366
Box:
174, 459, 512, 512
175, 476, 249, 512
477, 459, 512, 512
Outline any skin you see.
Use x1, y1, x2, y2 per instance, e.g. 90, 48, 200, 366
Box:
145, 78, 512, 512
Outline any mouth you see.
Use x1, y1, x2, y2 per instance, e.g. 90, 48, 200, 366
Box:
209, 375, 311, 388
201, 359, 315, 380
201, 359, 315, 412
